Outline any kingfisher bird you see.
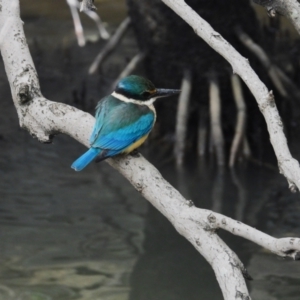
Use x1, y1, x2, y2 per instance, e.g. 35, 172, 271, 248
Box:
71, 75, 180, 171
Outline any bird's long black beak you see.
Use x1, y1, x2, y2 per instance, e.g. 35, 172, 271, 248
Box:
155, 88, 181, 98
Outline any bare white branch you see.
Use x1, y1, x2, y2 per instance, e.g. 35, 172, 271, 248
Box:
83, 9, 110, 40
200, 209, 300, 260
70, 0, 110, 40
161, 0, 300, 192
0, 2, 251, 299
2, 1, 300, 300
67, 0, 86, 47
67, 0, 109, 44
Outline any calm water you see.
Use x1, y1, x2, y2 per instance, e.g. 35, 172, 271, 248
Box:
0, 1, 300, 299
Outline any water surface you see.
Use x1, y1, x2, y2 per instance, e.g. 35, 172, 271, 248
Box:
0, 1, 300, 299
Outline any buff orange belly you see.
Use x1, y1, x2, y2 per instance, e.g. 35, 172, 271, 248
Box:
123, 134, 149, 154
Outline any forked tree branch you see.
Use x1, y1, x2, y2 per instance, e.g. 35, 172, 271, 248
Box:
1, 1, 300, 300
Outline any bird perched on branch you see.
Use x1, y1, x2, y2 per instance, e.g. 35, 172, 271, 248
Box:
71, 75, 180, 171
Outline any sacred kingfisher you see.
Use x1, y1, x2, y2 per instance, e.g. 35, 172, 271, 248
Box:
71, 75, 180, 171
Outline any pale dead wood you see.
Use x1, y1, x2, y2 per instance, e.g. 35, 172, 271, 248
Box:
67, 0, 86, 47
83, 9, 110, 40
2, 1, 300, 300
67, 0, 110, 45
69, 0, 110, 40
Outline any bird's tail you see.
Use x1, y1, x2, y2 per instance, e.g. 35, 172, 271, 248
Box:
71, 148, 100, 171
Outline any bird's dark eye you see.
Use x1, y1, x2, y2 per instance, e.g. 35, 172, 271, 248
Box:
142, 91, 151, 99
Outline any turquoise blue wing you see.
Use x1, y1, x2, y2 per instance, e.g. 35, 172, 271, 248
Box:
90, 96, 155, 152
89, 98, 107, 145
92, 113, 154, 151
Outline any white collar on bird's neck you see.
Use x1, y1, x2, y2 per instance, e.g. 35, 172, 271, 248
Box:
112, 91, 157, 106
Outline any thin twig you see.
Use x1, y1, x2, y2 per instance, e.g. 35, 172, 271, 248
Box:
110, 52, 145, 91
67, 0, 86, 47
89, 17, 131, 74
3, 2, 300, 300
209, 77, 225, 166
84, 9, 110, 40
199, 208, 300, 260
230, 74, 247, 168
175, 69, 192, 167
67, 0, 110, 40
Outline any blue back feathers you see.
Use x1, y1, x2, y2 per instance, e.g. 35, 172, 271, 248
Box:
71, 76, 160, 171
71, 95, 155, 171
90, 96, 154, 151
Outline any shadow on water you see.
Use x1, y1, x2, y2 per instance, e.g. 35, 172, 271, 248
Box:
0, 1, 300, 299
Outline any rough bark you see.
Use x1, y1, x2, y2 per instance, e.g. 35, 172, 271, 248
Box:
1, 1, 300, 300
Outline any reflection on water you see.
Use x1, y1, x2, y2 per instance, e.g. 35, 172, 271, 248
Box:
1, 1, 300, 299
1, 131, 300, 300
0, 129, 146, 300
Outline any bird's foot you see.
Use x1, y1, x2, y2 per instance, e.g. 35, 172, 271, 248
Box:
130, 149, 140, 158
